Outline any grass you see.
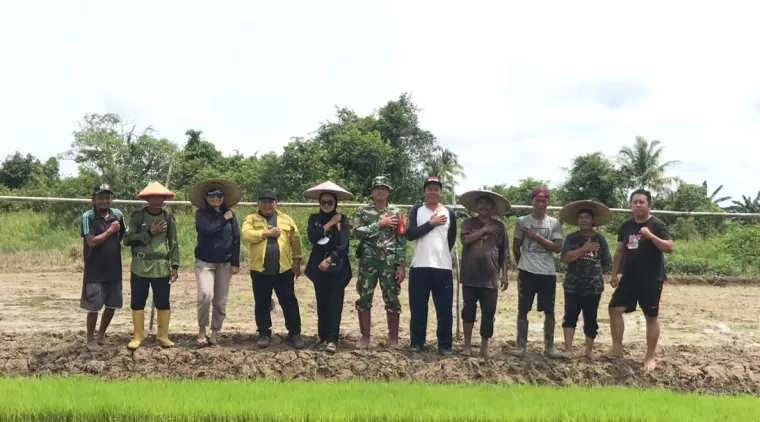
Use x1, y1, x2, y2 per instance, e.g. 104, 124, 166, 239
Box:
0, 207, 758, 276
1, 377, 759, 421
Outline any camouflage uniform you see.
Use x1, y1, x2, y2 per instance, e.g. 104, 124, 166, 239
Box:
353, 177, 407, 313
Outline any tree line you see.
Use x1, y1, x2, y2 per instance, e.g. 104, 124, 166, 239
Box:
1, 93, 758, 241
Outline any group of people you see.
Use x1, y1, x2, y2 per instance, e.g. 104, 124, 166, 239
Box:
80, 174, 672, 371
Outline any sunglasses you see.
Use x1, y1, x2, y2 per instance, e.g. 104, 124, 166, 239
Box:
207, 192, 224, 199
320, 200, 335, 207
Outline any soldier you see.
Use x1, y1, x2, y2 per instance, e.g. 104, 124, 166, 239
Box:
353, 176, 408, 349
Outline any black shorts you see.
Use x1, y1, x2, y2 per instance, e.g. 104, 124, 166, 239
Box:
517, 270, 557, 314
80, 281, 123, 312
608, 276, 664, 317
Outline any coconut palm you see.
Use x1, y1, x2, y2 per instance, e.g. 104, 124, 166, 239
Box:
702, 181, 731, 206
617, 136, 679, 193
422, 147, 466, 200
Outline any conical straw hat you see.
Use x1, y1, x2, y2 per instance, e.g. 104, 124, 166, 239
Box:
559, 200, 612, 226
304, 181, 354, 201
459, 190, 511, 216
136, 182, 175, 199
189, 178, 242, 208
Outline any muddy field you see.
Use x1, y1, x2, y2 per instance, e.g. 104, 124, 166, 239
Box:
1, 271, 760, 394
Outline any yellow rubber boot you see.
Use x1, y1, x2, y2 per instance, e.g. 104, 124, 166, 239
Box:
156, 310, 175, 348
127, 310, 145, 350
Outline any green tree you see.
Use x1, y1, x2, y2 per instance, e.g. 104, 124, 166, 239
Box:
728, 191, 760, 224
561, 152, 626, 207
617, 136, 679, 192
703, 181, 731, 206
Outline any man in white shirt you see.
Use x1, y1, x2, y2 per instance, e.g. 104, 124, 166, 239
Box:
405, 176, 458, 355
511, 187, 564, 359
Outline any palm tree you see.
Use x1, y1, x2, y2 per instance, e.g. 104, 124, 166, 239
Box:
617, 136, 679, 192
422, 147, 466, 200
702, 181, 731, 206
728, 191, 760, 223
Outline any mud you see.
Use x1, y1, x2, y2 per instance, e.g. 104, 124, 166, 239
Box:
2, 331, 759, 395
1, 271, 760, 394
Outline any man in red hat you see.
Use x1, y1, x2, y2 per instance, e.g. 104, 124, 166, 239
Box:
406, 176, 458, 355
511, 187, 564, 359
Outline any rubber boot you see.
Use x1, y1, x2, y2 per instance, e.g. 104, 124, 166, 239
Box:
156, 310, 175, 348
127, 310, 145, 351
357, 310, 371, 349
543, 318, 564, 359
509, 320, 528, 357
386, 312, 400, 349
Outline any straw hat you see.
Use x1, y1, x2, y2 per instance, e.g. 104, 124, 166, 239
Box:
459, 190, 511, 216
559, 200, 612, 226
304, 181, 354, 201
136, 182, 175, 199
189, 178, 242, 209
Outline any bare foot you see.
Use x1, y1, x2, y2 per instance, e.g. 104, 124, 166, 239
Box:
586, 350, 597, 360
563, 349, 574, 359
86, 338, 101, 351
605, 348, 624, 358
96, 334, 107, 346
643, 357, 657, 372
209, 331, 218, 345
480, 340, 490, 359
357, 337, 370, 349
462, 346, 471, 357
387, 337, 400, 349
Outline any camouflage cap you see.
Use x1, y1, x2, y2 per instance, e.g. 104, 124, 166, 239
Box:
370, 176, 393, 191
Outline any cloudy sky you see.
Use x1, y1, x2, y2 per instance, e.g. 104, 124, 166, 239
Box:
2, 0, 759, 202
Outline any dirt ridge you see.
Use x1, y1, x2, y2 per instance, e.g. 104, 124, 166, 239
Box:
2, 332, 759, 395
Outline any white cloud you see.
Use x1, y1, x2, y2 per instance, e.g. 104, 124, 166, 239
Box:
1, 0, 759, 203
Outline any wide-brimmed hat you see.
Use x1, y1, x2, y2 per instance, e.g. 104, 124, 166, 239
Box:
559, 200, 612, 226
369, 176, 392, 191
459, 190, 511, 216
137, 182, 175, 199
304, 181, 354, 201
189, 178, 242, 209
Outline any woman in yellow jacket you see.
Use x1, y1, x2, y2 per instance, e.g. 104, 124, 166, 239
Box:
241, 188, 305, 349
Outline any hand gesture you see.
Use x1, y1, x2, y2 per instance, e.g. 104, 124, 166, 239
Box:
379, 214, 399, 228
329, 214, 342, 225
170, 268, 178, 283
395, 266, 406, 284
265, 227, 281, 238
150, 221, 167, 235
319, 258, 330, 271
223, 210, 233, 221
482, 224, 499, 235
581, 241, 600, 253
107, 221, 121, 234
521, 227, 539, 240
430, 211, 448, 227
640, 226, 652, 239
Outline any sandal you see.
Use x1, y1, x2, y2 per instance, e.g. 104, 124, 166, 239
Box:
197, 336, 209, 347
325, 342, 337, 354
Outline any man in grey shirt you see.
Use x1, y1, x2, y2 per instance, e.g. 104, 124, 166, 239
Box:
511, 187, 564, 359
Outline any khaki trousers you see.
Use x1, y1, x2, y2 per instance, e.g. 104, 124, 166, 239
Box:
195, 259, 233, 331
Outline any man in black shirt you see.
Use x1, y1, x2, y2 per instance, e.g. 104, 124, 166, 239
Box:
608, 189, 673, 372
80, 184, 126, 351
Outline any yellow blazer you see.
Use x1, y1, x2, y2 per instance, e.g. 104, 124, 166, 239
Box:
241, 210, 303, 273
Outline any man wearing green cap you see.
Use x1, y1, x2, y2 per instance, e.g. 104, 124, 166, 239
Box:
353, 176, 408, 349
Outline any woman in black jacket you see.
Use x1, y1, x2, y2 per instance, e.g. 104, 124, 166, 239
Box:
189, 178, 242, 346
303, 182, 354, 353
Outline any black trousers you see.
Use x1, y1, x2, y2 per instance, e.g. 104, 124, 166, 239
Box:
461, 285, 498, 339
251, 270, 301, 337
409, 267, 453, 350
562, 292, 601, 339
130, 273, 170, 310
313, 280, 346, 343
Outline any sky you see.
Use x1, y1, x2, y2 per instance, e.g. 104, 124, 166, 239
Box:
2, 0, 759, 202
